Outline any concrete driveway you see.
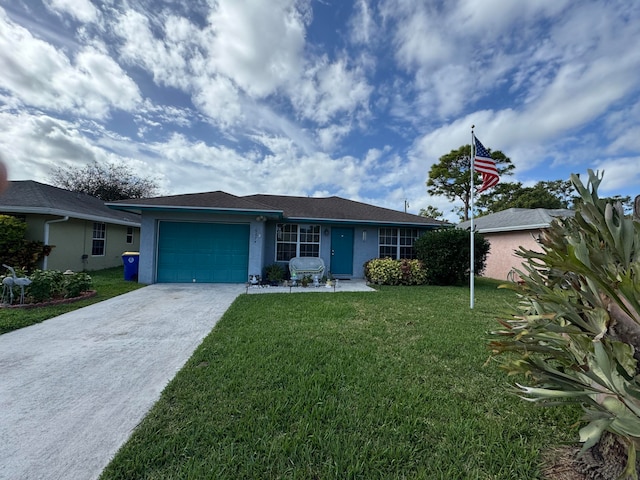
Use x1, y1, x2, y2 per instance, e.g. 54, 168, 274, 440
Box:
0, 283, 245, 480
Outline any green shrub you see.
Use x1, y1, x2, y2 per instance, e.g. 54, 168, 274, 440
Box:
0, 215, 51, 272
364, 258, 427, 285
28, 270, 65, 303
0, 215, 26, 250
414, 228, 490, 285
400, 258, 428, 285
64, 272, 92, 298
28, 270, 93, 302
365, 258, 401, 284
263, 263, 285, 284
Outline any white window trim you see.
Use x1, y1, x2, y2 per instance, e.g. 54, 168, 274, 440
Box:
275, 223, 321, 261
378, 227, 419, 259
92, 222, 106, 257
126, 226, 134, 244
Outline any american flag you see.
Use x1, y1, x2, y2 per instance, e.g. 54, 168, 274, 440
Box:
474, 136, 499, 193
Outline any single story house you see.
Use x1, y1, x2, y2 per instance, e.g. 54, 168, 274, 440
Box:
0, 181, 141, 272
458, 208, 574, 281
107, 191, 447, 284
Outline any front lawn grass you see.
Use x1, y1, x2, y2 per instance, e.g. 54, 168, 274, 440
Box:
0, 267, 145, 334
101, 279, 580, 479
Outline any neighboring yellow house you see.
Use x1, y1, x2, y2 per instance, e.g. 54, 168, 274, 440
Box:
0, 181, 141, 272
458, 208, 574, 281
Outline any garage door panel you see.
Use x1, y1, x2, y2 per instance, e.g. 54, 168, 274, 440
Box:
157, 222, 249, 283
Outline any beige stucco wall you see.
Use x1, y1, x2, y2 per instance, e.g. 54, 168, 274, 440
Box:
481, 229, 542, 281
20, 214, 140, 272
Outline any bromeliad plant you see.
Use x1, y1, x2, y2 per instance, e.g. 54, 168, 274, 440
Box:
489, 171, 640, 479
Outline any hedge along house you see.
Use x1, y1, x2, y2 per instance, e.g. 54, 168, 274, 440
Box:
0, 181, 141, 272
106, 191, 447, 284
458, 208, 574, 281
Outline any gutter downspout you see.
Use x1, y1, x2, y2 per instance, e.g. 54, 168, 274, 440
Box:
43, 216, 69, 270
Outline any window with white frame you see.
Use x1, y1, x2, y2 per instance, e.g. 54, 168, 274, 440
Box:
126, 226, 134, 244
378, 227, 420, 259
276, 224, 321, 261
92, 222, 106, 256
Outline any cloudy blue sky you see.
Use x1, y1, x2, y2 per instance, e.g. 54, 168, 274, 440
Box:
1, 0, 639, 221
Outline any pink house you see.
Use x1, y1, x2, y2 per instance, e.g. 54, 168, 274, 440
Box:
458, 208, 574, 281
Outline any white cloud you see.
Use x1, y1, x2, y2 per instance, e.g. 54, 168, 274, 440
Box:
291, 56, 372, 125
316, 123, 352, 151
143, 133, 256, 194
378, 0, 640, 130
417, 64, 472, 118
248, 102, 317, 154
204, 0, 307, 98
133, 102, 196, 135
192, 75, 244, 128
391, 5, 452, 72
118, 0, 308, 103
453, 0, 571, 36
0, 112, 131, 183
594, 157, 640, 194
112, 1, 361, 135
71, 46, 142, 113
115, 9, 192, 90
0, 10, 141, 119
45, 0, 98, 23
605, 102, 640, 153
111, 1, 372, 135
147, 131, 372, 200
407, 0, 640, 177
349, 0, 376, 45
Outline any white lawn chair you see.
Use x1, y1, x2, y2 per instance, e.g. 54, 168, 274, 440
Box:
289, 257, 325, 284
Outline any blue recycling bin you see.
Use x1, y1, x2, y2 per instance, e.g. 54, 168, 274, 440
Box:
122, 252, 140, 281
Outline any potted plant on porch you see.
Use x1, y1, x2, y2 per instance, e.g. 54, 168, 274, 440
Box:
264, 264, 285, 286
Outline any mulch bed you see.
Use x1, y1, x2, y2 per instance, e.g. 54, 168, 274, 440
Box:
541, 446, 586, 480
0, 290, 97, 309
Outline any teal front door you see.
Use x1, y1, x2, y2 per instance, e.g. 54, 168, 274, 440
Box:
157, 222, 249, 283
330, 227, 354, 276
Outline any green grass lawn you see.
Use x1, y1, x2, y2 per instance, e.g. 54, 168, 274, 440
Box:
0, 266, 145, 334
101, 279, 581, 480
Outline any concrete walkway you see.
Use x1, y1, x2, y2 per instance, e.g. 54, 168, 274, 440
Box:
245, 278, 374, 294
0, 283, 245, 480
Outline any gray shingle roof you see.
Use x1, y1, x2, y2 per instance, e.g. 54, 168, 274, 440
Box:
458, 208, 574, 233
109, 191, 280, 213
247, 194, 444, 225
0, 181, 141, 226
109, 190, 447, 226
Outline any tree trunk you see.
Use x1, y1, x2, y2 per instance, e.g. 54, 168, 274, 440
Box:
574, 432, 639, 479
463, 190, 470, 222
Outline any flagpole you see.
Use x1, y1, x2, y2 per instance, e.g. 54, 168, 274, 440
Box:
470, 126, 475, 309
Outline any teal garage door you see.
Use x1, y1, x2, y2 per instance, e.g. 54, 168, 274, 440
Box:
157, 222, 249, 283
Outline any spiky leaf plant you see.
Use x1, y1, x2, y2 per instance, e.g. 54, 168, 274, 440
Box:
490, 170, 640, 479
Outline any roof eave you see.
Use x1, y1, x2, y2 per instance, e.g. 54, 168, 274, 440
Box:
474, 223, 551, 234
284, 216, 445, 227
106, 203, 284, 218
1, 206, 140, 226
